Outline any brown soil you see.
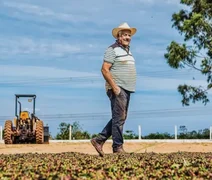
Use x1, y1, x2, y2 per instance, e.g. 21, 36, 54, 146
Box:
1, 142, 212, 155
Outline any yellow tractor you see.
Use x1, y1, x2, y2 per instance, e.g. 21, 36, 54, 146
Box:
3, 94, 49, 144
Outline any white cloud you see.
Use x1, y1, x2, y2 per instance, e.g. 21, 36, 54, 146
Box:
0, 0, 184, 46
3, 2, 54, 16
1, 0, 182, 29
0, 36, 81, 56
138, 76, 210, 92
0, 65, 99, 78
2, 1, 88, 23
119, 0, 184, 7
118, 0, 154, 4
133, 45, 165, 56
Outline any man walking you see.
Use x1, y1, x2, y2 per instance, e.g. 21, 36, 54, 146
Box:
91, 22, 137, 156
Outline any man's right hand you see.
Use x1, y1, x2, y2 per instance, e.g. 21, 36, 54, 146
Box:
101, 62, 121, 96
113, 86, 121, 96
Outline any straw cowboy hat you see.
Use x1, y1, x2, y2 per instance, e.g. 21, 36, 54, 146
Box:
112, 22, 137, 39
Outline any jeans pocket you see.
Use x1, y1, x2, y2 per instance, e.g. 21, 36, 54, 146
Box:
107, 89, 113, 100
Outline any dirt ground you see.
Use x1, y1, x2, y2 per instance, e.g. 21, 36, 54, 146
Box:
1, 142, 212, 155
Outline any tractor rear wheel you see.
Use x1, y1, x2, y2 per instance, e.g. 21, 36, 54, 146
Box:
36, 120, 44, 144
4, 120, 13, 144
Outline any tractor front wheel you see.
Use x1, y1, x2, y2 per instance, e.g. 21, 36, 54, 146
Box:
36, 120, 44, 144
4, 120, 13, 144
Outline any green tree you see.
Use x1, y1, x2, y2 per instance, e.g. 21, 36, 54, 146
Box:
144, 132, 174, 139
71, 121, 91, 140
164, 0, 212, 106
200, 128, 210, 139
178, 125, 188, 139
123, 130, 139, 139
55, 122, 70, 140
187, 130, 198, 139
55, 121, 91, 140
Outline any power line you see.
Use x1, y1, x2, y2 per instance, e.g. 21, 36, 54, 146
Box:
0, 113, 210, 123
0, 106, 211, 122
0, 74, 206, 88
0, 69, 206, 84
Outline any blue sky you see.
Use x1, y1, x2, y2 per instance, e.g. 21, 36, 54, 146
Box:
0, 0, 212, 138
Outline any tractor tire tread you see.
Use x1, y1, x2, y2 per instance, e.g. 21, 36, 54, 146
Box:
36, 120, 43, 144
4, 120, 13, 144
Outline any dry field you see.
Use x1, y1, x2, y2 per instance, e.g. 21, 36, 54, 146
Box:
1, 141, 212, 155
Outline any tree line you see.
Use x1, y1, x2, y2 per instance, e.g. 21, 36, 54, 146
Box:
53, 122, 212, 140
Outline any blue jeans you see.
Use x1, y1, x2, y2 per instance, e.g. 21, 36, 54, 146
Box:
96, 87, 131, 150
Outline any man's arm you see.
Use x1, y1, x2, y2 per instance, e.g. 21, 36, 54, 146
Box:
101, 61, 120, 95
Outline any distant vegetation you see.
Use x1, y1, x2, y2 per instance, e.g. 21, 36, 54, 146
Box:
2, 121, 210, 140
54, 122, 211, 140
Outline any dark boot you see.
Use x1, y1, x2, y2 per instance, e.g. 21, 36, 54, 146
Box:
90, 138, 105, 157
113, 145, 126, 154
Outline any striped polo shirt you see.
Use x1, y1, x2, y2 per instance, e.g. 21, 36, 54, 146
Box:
103, 40, 136, 92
